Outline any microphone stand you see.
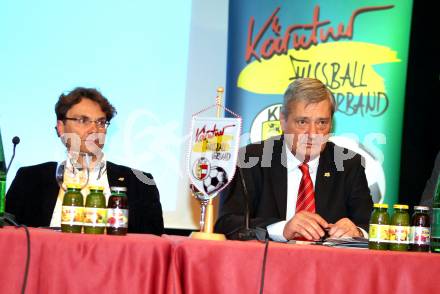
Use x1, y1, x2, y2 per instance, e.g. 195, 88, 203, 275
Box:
6, 136, 20, 174
236, 167, 259, 240
1, 136, 20, 227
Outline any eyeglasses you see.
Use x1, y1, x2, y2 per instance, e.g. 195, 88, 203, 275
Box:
64, 116, 110, 129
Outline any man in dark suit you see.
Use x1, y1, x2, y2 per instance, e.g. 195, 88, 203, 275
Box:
5, 87, 164, 235
215, 78, 373, 241
419, 150, 440, 208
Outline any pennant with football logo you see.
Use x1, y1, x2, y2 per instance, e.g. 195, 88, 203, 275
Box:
188, 117, 242, 199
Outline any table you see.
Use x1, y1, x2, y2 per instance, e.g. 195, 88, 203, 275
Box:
2, 227, 440, 294
172, 238, 440, 294
0, 226, 172, 294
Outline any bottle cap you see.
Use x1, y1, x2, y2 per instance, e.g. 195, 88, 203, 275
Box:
414, 206, 429, 211
88, 185, 104, 191
393, 204, 409, 209
111, 186, 127, 193
373, 203, 388, 208
66, 183, 82, 189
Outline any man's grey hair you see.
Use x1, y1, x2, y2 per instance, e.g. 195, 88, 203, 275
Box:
281, 78, 336, 118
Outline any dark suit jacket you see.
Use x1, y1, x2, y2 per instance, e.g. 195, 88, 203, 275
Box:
214, 136, 373, 239
5, 161, 164, 235
420, 150, 440, 208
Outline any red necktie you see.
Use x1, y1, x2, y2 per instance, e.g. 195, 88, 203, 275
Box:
295, 163, 316, 213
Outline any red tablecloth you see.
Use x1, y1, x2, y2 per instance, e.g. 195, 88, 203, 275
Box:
0, 226, 172, 294
2, 227, 440, 294
172, 238, 440, 294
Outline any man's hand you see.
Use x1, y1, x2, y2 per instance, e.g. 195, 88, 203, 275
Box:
283, 211, 329, 241
328, 218, 361, 238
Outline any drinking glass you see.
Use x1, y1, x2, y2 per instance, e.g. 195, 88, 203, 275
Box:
55, 152, 90, 191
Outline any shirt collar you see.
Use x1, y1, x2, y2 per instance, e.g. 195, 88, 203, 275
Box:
65, 152, 106, 167
285, 143, 320, 173
65, 152, 107, 179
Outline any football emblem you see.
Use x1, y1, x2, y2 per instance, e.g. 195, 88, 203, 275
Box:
203, 166, 228, 194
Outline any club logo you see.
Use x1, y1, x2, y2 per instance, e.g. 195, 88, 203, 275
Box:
192, 157, 211, 180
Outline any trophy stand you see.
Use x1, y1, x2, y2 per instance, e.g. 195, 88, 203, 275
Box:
190, 197, 226, 241
190, 87, 227, 241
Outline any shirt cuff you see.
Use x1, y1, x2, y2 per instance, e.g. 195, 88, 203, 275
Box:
267, 220, 288, 242
358, 227, 368, 238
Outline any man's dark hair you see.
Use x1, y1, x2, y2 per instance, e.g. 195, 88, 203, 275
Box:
55, 87, 117, 121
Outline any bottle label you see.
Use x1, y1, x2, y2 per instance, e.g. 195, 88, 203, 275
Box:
369, 224, 389, 242
107, 208, 128, 228
61, 206, 84, 225
83, 207, 107, 227
389, 225, 410, 244
432, 208, 440, 238
410, 226, 430, 245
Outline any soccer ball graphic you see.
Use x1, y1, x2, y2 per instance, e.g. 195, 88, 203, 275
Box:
203, 166, 228, 195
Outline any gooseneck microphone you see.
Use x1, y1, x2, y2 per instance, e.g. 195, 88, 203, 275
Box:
235, 169, 270, 294
2, 136, 21, 227
237, 166, 258, 240
0, 136, 30, 294
6, 136, 20, 175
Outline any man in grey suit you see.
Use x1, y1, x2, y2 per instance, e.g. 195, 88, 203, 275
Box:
215, 78, 373, 241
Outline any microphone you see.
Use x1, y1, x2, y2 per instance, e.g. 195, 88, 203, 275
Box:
6, 136, 20, 175
236, 166, 258, 240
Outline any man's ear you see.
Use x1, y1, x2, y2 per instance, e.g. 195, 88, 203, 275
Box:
280, 112, 287, 133
329, 116, 334, 133
56, 120, 64, 137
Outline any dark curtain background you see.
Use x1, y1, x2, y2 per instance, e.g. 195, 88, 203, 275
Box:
399, 0, 439, 208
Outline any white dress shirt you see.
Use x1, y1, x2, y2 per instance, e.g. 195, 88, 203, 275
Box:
267, 145, 368, 241
50, 156, 111, 227
267, 146, 320, 242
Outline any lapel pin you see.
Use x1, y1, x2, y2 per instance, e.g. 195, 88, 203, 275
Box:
324, 172, 331, 178
118, 177, 125, 181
